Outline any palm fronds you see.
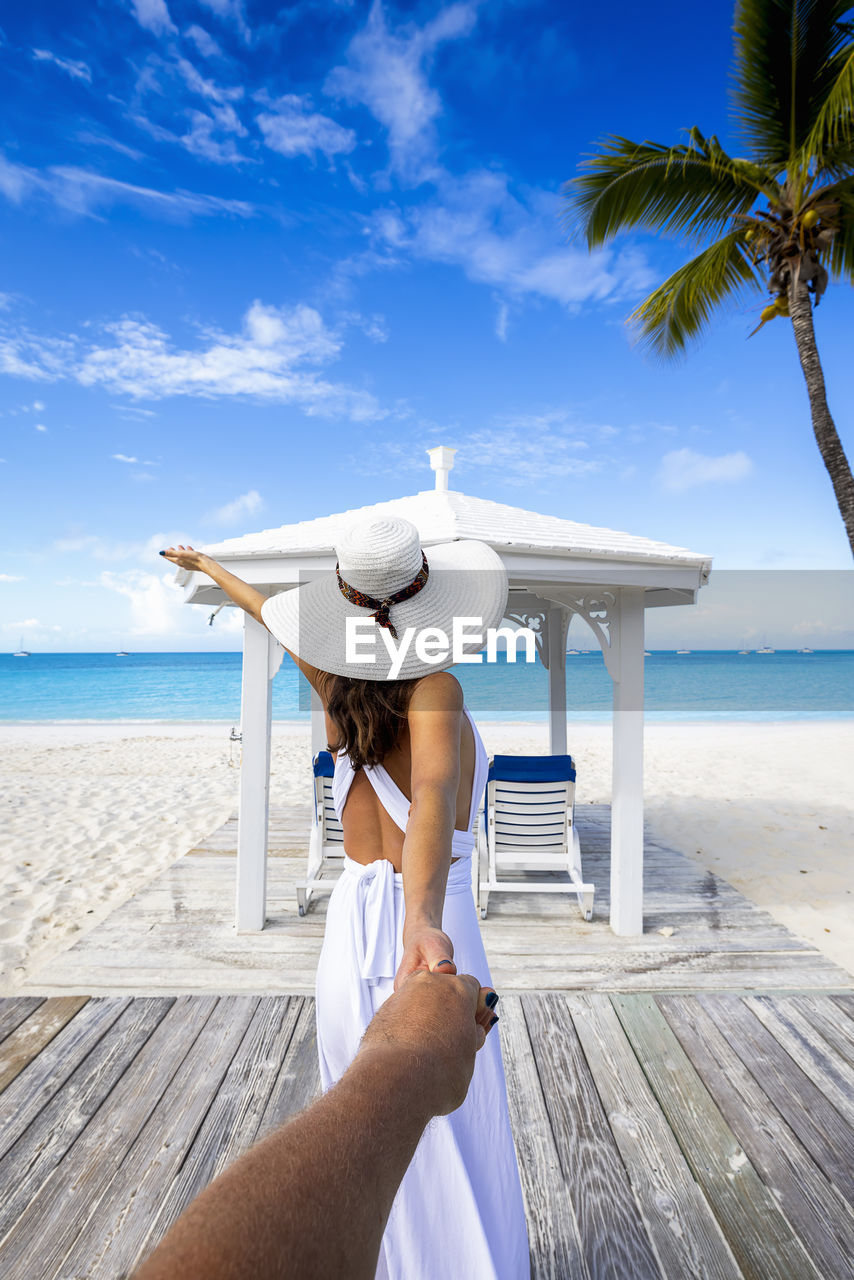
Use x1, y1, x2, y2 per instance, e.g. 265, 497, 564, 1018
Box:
628, 231, 763, 357
732, 0, 852, 164
563, 133, 774, 248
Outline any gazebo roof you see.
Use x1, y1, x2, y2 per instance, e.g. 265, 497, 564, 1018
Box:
201, 487, 710, 569
179, 449, 712, 609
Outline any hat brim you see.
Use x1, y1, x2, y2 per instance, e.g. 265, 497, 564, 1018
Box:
260, 539, 509, 680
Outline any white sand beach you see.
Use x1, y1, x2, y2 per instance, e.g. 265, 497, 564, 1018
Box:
1, 719, 852, 991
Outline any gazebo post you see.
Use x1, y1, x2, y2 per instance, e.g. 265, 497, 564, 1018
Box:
235, 613, 273, 932
546, 605, 568, 755
610, 586, 645, 935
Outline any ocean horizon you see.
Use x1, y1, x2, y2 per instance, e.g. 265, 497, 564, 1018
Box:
1, 649, 852, 723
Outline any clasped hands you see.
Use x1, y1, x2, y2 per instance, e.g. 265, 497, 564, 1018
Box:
395, 919, 499, 1042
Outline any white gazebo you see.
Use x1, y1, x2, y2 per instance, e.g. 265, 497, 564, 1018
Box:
178, 447, 712, 937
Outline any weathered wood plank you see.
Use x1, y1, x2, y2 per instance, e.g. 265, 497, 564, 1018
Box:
612, 993, 822, 1280
0, 995, 219, 1277
698, 994, 854, 1207
499, 995, 587, 1280
831, 994, 854, 1022
56, 997, 261, 1279
256, 996, 320, 1137
0, 998, 173, 1239
566, 994, 742, 1280
523, 993, 664, 1279
0, 995, 90, 1093
658, 994, 854, 1280
0, 997, 44, 1044
744, 995, 854, 1127
130, 995, 306, 1272
789, 994, 854, 1069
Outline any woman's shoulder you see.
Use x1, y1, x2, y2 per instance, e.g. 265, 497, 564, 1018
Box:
408, 670, 464, 713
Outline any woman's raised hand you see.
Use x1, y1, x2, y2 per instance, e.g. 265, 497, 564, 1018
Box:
159, 544, 210, 573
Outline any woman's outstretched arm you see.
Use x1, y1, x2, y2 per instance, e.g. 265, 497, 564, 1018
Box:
159, 545, 325, 692
395, 671, 464, 988
160, 545, 267, 621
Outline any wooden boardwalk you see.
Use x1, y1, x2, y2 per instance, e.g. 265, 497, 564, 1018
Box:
1, 989, 854, 1278
17, 804, 854, 995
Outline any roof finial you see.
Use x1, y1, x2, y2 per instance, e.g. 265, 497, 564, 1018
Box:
427, 445, 456, 492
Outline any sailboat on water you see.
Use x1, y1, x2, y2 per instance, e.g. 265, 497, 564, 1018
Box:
13, 635, 30, 657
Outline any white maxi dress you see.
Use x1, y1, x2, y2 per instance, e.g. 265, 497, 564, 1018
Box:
314, 704, 531, 1280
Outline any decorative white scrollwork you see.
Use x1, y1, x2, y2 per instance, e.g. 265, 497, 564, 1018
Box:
504, 607, 550, 665
563, 591, 618, 678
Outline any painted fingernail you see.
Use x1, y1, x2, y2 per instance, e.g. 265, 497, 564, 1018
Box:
159, 550, 166, 556
485, 991, 499, 1009
489, 1015, 499, 1027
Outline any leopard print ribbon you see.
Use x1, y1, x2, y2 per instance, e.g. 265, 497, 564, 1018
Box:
335, 552, 429, 641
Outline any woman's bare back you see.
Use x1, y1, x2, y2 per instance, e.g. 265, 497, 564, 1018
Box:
326, 705, 477, 872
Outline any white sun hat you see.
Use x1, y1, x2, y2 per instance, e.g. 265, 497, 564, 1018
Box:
260, 515, 509, 681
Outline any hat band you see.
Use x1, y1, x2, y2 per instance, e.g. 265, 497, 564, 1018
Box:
335, 552, 429, 641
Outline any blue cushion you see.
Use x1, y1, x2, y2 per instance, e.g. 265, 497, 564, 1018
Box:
313, 750, 335, 778
487, 754, 576, 783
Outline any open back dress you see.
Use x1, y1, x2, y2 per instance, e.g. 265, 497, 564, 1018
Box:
314, 703, 531, 1280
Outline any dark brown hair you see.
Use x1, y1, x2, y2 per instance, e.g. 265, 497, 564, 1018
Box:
317, 672, 420, 769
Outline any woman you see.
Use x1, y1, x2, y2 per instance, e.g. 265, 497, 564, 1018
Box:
161, 515, 531, 1280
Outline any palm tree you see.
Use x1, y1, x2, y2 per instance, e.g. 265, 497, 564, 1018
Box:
563, 0, 854, 556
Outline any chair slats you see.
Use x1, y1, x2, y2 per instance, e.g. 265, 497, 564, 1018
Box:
297, 752, 346, 916
479, 754, 594, 922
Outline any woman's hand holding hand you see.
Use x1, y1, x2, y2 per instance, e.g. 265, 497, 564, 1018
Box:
159, 544, 212, 574
396, 921, 498, 1038
396, 922, 457, 991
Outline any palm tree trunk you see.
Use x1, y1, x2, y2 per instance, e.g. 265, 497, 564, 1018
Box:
789, 277, 854, 557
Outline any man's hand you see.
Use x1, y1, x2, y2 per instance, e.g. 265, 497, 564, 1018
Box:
360, 969, 497, 1116
160, 544, 212, 574
394, 921, 499, 1044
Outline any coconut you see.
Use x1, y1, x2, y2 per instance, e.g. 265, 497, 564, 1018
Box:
802, 210, 819, 230
761, 303, 778, 322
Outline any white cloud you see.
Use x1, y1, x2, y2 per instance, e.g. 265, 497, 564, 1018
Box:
129, 0, 177, 37
35, 423, 47, 432
658, 448, 754, 493
198, 0, 251, 43
99, 568, 187, 635
325, 0, 477, 182
350, 416, 603, 485
0, 573, 23, 582
75, 131, 146, 162
184, 25, 224, 59
367, 169, 655, 311
206, 489, 263, 524
2, 300, 380, 419
130, 55, 249, 164
0, 152, 256, 219
33, 400, 45, 410
32, 48, 92, 83
256, 94, 356, 163
2, 617, 41, 631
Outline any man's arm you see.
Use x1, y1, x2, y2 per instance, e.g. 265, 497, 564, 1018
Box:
130, 971, 494, 1280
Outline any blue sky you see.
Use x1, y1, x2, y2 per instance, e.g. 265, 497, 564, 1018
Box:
1, 0, 853, 653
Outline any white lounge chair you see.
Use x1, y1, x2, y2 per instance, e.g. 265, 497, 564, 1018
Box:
477, 754, 595, 921
297, 751, 345, 916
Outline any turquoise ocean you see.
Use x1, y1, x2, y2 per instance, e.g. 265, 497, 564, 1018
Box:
1, 650, 852, 722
